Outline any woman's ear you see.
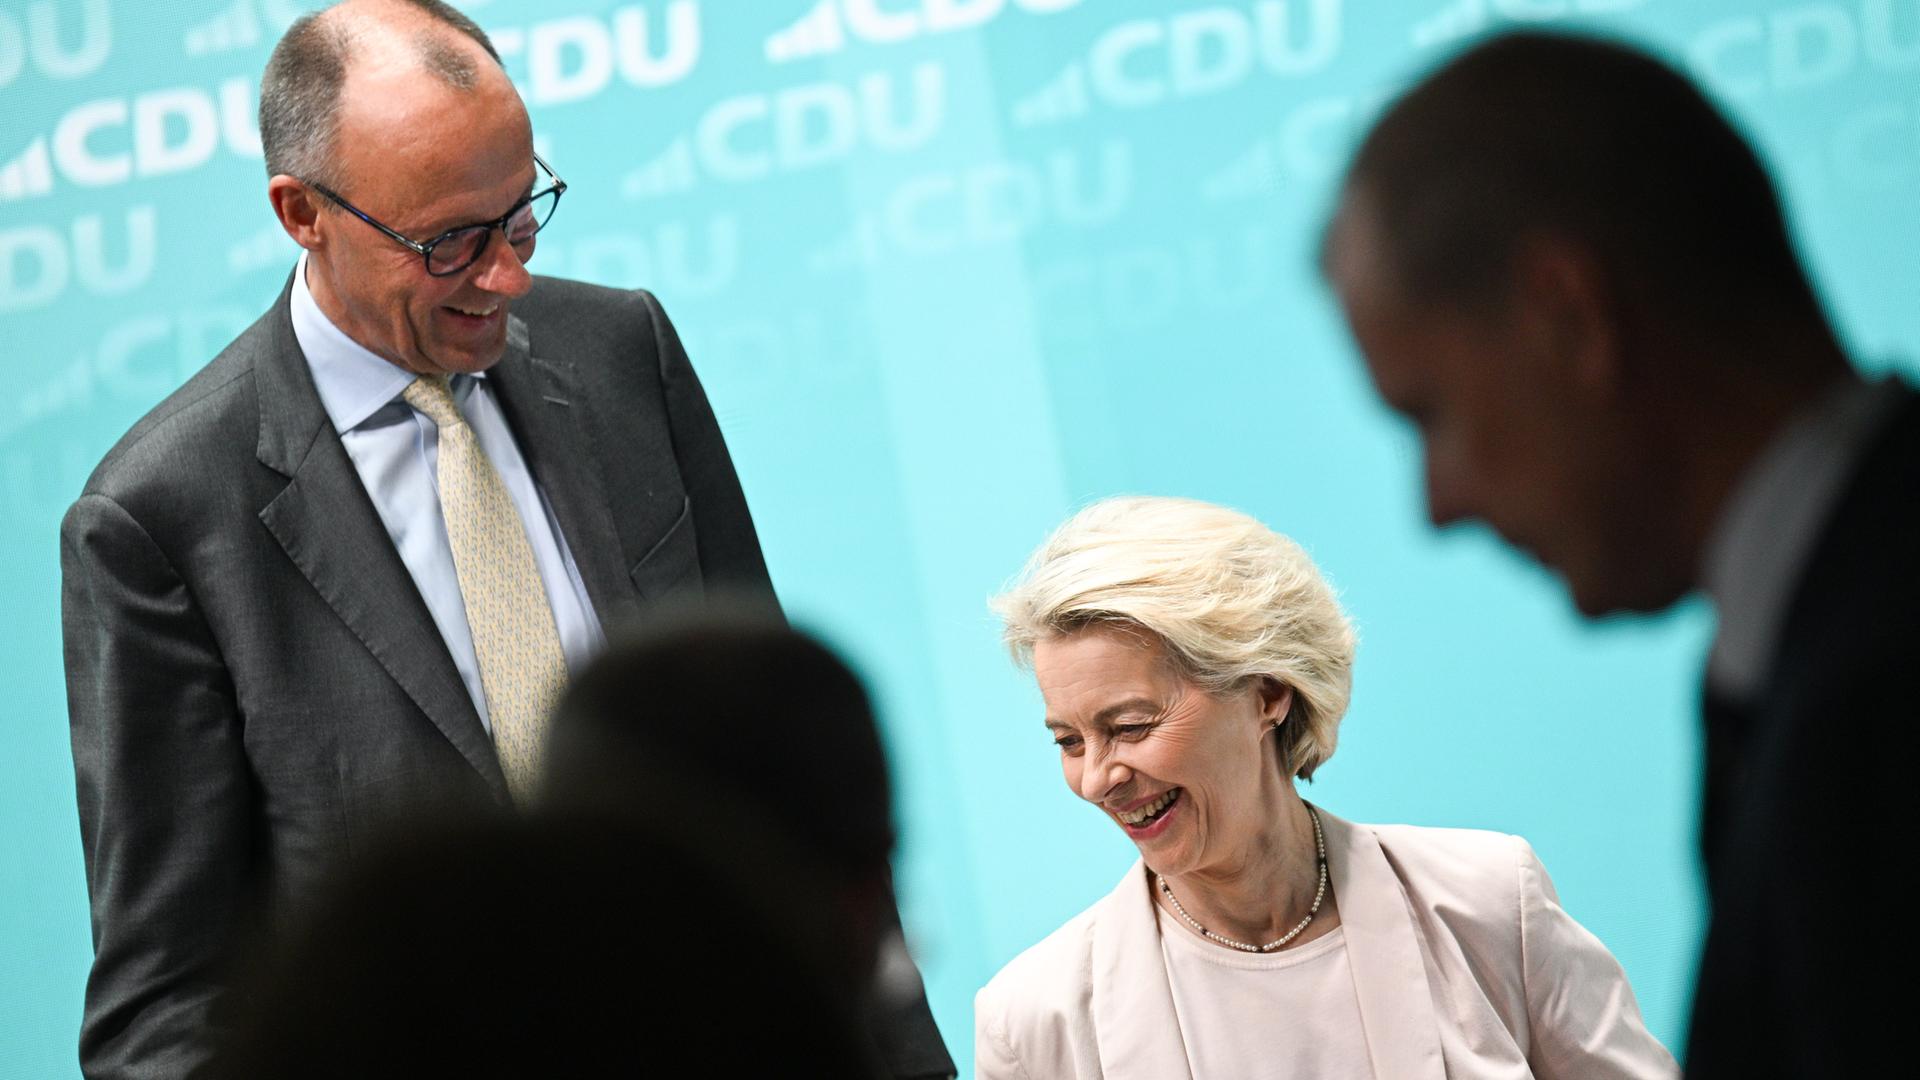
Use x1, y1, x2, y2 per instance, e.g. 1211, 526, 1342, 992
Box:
1261, 677, 1295, 727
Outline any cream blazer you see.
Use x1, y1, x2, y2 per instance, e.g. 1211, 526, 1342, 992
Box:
975, 810, 1678, 1080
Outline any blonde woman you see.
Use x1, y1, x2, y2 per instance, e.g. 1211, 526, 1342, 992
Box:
976, 496, 1675, 1080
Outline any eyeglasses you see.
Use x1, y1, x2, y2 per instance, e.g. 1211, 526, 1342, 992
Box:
306, 152, 567, 277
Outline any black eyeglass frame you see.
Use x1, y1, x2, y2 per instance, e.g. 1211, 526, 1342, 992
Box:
306, 152, 567, 277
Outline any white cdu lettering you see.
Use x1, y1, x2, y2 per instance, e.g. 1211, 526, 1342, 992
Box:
694, 64, 947, 185
32, 79, 259, 199
0, 0, 110, 89
1084, 2, 1342, 112
1691, 1, 1920, 98
0, 207, 157, 314
496, 2, 701, 105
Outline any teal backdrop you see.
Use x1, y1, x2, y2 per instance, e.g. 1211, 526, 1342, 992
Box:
5, 0, 1918, 1074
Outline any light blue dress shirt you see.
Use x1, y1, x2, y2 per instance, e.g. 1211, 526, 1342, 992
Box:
290, 254, 604, 733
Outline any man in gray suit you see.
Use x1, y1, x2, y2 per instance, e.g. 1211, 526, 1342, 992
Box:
60, 2, 952, 1077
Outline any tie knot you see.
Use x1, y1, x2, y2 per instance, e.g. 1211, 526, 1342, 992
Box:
402, 375, 464, 430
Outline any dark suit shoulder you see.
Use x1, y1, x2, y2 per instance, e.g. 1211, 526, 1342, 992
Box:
1780, 384, 1920, 672
519, 273, 649, 312
1687, 383, 1920, 1079
517, 275, 655, 335
513, 276, 667, 372
74, 304, 277, 519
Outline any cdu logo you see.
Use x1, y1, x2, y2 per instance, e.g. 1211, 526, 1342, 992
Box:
764, 0, 1083, 62
0, 79, 261, 204
1689, 0, 1920, 98
623, 62, 947, 196
1202, 86, 1397, 200
3, 303, 256, 444
0, 0, 110, 88
1035, 222, 1285, 338
489, 2, 701, 106
0, 206, 157, 314
1011, 0, 1343, 127
541, 214, 742, 298
808, 140, 1132, 264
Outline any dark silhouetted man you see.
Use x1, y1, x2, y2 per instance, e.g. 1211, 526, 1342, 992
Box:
217, 811, 889, 1078
545, 614, 955, 1079
1323, 30, 1916, 1078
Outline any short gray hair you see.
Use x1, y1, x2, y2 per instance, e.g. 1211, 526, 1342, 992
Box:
259, 0, 503, 186
992, 496, 1357, 781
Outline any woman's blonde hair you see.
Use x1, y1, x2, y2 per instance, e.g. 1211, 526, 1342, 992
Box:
992, 496, 1356, 780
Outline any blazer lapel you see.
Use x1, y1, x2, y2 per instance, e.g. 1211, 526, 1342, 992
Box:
486, 314, 640, 631
252, 278, 508, 802
1319, 809, 1447, 1080
1091, 861, 1196, 1080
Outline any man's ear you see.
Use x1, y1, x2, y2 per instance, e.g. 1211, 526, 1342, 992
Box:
268, 175, 325, 252
1510, 231, 1623, 404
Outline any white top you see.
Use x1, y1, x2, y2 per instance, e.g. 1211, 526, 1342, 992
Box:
1159, 916, 1373, 1080
290, 253, 605, 731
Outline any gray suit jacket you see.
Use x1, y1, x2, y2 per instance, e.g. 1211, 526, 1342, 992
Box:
61, 275, 951, 1078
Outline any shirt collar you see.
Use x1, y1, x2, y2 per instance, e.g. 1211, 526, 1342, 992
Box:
290, 251, 485, 433
1701, 373, 1907, 700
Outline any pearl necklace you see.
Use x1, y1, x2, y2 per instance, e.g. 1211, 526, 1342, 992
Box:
1157, 805, 1328, 954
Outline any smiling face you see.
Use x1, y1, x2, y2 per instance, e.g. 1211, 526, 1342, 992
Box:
300, 40, 538, 376
1034, 623, 1293, 880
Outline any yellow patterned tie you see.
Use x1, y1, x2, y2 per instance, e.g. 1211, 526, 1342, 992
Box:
403, 375, 567, 806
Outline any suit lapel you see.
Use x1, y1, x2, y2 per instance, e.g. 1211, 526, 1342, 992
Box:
1091, 861, 1195, 1080
487, 313, 640, 631
252, 277, 508, 802
1320, 809, 1448, 1080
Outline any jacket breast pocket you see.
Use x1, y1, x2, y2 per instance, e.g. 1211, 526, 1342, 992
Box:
628, 495, 702, 606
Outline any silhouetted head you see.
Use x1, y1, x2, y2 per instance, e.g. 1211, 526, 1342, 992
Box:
1323, 30, 1847, 616
545, 614, 898, 988
216, 813, 885, 1077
